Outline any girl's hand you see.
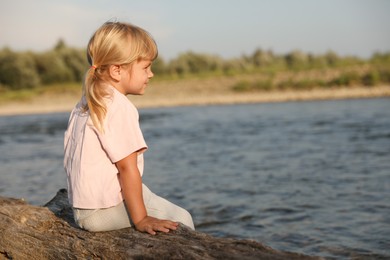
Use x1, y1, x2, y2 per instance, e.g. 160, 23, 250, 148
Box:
135, 216, 179, 235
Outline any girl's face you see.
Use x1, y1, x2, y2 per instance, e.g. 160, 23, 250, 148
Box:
119, 59, 154, 95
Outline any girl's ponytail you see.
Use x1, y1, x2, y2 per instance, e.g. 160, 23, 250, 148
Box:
82, 64, 109, 133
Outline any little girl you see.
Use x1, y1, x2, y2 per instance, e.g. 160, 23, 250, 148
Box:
64, 21, 194, 235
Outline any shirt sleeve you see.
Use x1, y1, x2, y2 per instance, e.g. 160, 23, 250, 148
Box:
98, 98, 147, 163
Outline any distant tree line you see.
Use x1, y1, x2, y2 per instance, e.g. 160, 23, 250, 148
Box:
0, 40, 88, 90
0, 39, 389, 90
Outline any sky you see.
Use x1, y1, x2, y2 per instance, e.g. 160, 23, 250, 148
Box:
0, 0, 389, 60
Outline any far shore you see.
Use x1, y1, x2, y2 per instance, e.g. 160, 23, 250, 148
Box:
0, 85, 389, 116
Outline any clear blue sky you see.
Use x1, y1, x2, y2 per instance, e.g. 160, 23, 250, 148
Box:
1, 0, 389, 60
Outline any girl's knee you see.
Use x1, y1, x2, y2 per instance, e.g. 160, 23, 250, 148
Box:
178, 209, 195, 230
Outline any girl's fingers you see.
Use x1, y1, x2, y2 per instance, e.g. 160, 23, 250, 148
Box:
157, 226, 170, 233
140, 218, 179, 235
146, 226, 156, 235
154, 221, 177, 233
165, 220, 179, 228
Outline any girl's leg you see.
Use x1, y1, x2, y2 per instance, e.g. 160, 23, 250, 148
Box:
73, 184, 194, 232
73, 201, 131, 232
142, 184, 195, 230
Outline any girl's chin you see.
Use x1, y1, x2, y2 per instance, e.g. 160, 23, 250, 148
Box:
136, 90, 146, 95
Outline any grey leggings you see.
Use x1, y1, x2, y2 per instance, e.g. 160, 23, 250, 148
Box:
73, 184, 194, 231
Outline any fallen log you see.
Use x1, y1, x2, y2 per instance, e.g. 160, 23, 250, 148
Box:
0, 189, 322, 259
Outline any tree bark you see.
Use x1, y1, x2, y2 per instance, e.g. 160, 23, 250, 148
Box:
0, 189, 322, 259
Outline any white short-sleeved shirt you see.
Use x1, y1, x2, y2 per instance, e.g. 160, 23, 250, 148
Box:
64, 86, 147, 209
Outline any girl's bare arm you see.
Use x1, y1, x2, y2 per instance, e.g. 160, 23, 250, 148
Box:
116, 152, 178, 235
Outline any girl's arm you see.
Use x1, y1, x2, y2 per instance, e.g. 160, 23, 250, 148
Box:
116, 151, 178, 235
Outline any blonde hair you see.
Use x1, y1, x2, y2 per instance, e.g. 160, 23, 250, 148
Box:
83, 21, 158, 132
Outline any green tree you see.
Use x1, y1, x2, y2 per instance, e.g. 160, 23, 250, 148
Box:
251, 48, 274, 67
168, 54, 191, 75
370, 52, 390, 66
167, 51, 223, 75
0, 48, 40, 89
52, 39, 89, 82
222, 57, 252, 74
58, 48, 89, 82
34, 50, 74, 84
54, 38, 67, 51
307, 53, 328, 68
151, 57, 167, 75
284, 50, 308, 69
324, 50, 339, 66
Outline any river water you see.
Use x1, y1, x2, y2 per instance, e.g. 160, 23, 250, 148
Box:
0, 98, 389, 259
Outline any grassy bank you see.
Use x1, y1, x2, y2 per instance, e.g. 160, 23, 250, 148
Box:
0, 72, 389, 116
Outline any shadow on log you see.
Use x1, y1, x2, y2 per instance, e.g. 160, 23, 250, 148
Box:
0, 189, 323, 259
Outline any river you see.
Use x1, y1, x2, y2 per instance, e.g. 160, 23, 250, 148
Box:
0, 97, 389, 259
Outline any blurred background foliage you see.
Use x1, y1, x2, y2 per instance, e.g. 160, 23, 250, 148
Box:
0, 39, 389, 92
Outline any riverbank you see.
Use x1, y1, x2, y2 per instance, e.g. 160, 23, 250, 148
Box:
0, 80, 389, 116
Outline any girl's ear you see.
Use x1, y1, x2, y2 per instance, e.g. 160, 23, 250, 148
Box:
108, 65, 122, 81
